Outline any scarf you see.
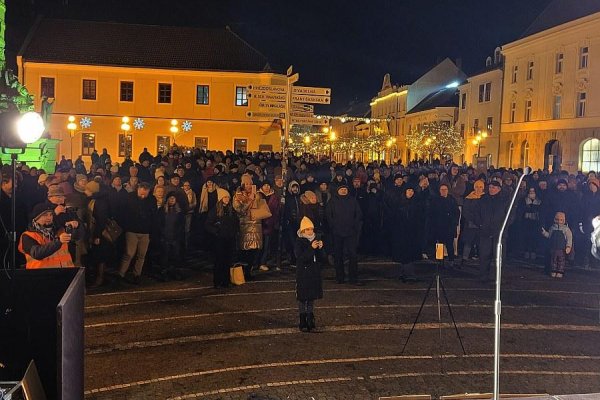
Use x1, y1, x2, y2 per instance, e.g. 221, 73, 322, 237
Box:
298, 231, 316, 241
465, 190, 484, 200
33, 221, 56, 242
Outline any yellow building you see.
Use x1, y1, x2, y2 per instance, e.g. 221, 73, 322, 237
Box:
17, 19, 285, 164
370, 74, 408, 161
458, 50, 503, 167
500, 2, 600, 172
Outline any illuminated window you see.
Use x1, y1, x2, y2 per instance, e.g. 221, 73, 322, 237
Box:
553, 96, 562, 119
157, 136, 170, 154
194, 137, 208, 150
82, 133, 95, 156
119, 133, 133, 157
235, 86, 248, 106
581, 138, 600, 173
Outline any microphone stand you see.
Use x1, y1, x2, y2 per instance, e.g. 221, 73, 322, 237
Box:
493, 167, 529, 400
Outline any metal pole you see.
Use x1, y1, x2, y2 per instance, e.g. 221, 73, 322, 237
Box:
493, 170, 529, 400
10, 153, 17, 269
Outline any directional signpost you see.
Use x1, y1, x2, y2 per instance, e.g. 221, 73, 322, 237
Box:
290, 116, 329, 126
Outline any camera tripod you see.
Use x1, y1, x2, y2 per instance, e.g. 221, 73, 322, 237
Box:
400, 259, 466, 370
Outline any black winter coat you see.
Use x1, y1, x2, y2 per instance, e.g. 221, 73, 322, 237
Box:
396, 195, 425, 263
475, 193, 511, 238
159, 205, 185, 241
428, 195, 460, 242
294, 237, 323, 301
205, 206, 239, 239
581, 191, 600, 233
326, 193, 363, 237
123, 192, 157, 234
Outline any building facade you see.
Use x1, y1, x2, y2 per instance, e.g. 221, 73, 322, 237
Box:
500, 6, 600, 173
18, 19, 285, 163
457, 50, 503, 167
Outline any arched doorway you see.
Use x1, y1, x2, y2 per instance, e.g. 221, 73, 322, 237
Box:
544, 140, 562, 172
520, 140, 529, 168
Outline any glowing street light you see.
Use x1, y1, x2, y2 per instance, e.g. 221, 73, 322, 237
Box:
473, 130, 488, 157
16, 112, 45, 144
66, 116, 79, 160
121, 117, 132, 157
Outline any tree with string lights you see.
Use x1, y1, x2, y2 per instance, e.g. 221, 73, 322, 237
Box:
406, 121, 463, 161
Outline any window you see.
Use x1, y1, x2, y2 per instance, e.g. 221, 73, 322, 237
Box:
525, 100, 532, 122
461, 93, 467, 109
234, 138, 247, 152
194, 137, 208, 150
118, 133, 132, 157
235, 86, 248, 106
478, 83, 491, 102
82, 79, 96, 100
511, 65, 518, 83
460, 124, 465, 138
82, 133, 95, 156
158, 83, 172, 104
521, 140, 529, 168
580, 46, 589, 69
41, 77, 55, 98
581, 138, 600, 172
120, 81, 134, 102
196, 85, 209, 105
157, 136, 171, 154
555, 53, 564, 74
486, 116, 493, 134
577, 92, 587, 117
259, 144, 273, 152
553, 95, 562, 119
510, 102, 516, 123
527, 61, 534, 80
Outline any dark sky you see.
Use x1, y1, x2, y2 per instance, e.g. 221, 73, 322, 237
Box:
7, 0, 552, 114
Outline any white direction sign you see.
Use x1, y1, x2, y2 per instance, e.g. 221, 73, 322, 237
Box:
247, 111, 285, 119
247, 84, 287, 94
290, 111, 313, 118
293, 86, 331, 96
292, 103, 314, 112
258, 101, 286, 111
290, 116, 329, 126
291, 94, 331, 104
248, 92, 286, 102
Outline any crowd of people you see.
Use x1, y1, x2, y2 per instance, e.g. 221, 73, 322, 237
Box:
1, 146, 599, 299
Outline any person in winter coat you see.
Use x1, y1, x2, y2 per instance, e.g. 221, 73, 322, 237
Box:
428, 184, 460, 266
258, 181, 281, 271
460, 179, 485, 265
284, 180, 302, 266
395, 185, 425, 281
542, 211, 573, 278
363, 182, 383, 256
521, 187, 542, 260
294, 216, 324, 332
85, 181, 113, 287
326, 184, 363, 284
182, 180, 198, 250
579, 177, 600, 269
205, 188, 239, 288
475, 181, 512, 282
199, 177, 219, 250
158, 192, 185, 281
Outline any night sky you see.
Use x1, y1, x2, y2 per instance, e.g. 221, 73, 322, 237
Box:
7, 0, 552, 114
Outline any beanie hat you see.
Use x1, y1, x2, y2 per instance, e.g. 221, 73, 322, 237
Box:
556, 178, 568, 186
30, 203, 54, 222
85, 181, 100, 195
297, 216, 314, 236
474, 180, 485, 190
489, 181, 501, 188
217, 188, 230, 202
301, 190, 317, 205
47, 185, 65, 197
37, 174, 48, 184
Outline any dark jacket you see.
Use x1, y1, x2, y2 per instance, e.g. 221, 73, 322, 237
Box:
205, 206, 239, 239
428, 195, 460, 241
396, 193, 425, 263
294, 237, 323, 301
88, 191, 110, 240
108, 186, 129, 226
159, 203, 185, 241
123, 192, 157, 234
326, 193, 363, 237
260, 191, 281, 235
476, 193, 511, 238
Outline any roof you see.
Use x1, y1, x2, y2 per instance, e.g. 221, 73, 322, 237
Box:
521, 0, 600, 37
407, 87, 459, 114
19, 19, 273, 73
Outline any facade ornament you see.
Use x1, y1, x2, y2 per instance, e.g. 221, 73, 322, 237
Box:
577, 77, 589, 91
552, 82, 563, 95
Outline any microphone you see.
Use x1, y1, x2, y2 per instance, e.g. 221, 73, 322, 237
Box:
523, 166, 532, 175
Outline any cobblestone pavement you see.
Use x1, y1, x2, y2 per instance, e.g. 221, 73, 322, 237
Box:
84, 255, 600, 399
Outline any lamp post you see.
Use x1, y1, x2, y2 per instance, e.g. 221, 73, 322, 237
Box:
329, 130, 336, 160
170, 119, 179, 147
121, 116, 131, 157
472, 130, 488, 158
303, 135, 310, 154
67, 115, 77, 161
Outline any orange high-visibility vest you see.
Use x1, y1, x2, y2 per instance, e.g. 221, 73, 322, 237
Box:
18, 231, 75, 269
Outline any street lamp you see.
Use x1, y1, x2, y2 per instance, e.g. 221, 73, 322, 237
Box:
121, 116, 131, 157
170, 119, 179, 145
329, 130, 336, 160
67, 115, 78, 160
473, 130, 488, 157
303, 135, 310, 154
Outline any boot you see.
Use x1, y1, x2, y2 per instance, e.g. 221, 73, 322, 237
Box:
299, 313, 308, 332
306, 312, 316, 331
90, 263, 105, 288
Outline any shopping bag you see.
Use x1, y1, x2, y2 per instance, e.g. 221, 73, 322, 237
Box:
230, 265, 246, 285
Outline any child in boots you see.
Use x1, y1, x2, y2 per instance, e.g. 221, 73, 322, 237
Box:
295, 217, 324, 332
542, 211, 573, 278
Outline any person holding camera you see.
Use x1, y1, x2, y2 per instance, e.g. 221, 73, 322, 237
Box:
295, 216, 324, 332
42, 184, 84, 262
18, 204, 82, 269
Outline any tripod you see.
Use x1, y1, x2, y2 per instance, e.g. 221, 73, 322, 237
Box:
401, 259, 466, 370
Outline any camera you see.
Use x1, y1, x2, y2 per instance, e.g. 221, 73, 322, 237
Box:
64, 224, 73, 234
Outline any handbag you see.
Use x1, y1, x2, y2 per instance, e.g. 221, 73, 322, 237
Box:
102, 218, 123, 243
230, 265, 246, 285
250, 199, 272, 221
